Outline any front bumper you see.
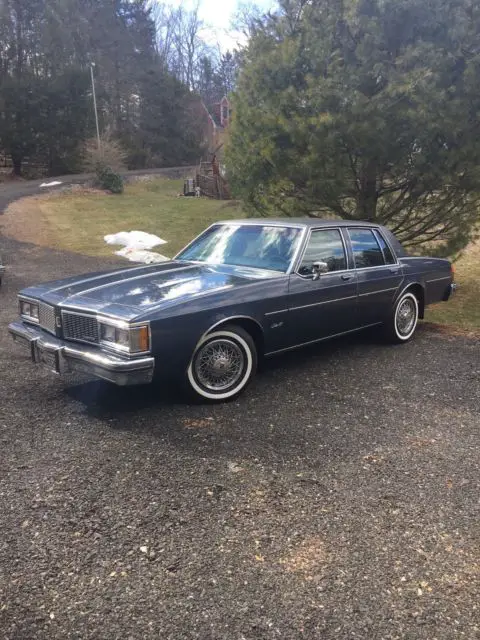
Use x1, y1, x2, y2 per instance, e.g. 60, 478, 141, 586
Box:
9, 321, 155, 386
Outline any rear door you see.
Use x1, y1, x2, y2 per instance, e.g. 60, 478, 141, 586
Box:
347, 227, 404, 326
287, 227, 358, 345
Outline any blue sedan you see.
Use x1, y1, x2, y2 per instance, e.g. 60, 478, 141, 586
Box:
9, 219, 456, 401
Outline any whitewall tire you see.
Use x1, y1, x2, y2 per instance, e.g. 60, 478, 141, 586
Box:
385, 291, 419, 343
186, 325, 257, 401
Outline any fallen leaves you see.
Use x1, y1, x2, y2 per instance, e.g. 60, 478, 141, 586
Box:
423, 322, 480, 340
406, 436, 438, 448
182, 417, 215, 430
279, 537, 328, 577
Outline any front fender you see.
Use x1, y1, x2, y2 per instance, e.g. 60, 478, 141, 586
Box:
150, 307, 266, 379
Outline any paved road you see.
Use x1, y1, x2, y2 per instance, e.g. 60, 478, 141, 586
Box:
0, 235, 479, 638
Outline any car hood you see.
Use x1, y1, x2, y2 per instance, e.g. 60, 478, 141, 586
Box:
21, 261, 278, 320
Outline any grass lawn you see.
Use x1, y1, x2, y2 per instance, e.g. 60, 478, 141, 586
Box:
4, 176, 479, 331
424, 240, 480, 331
35, 178, 244, 258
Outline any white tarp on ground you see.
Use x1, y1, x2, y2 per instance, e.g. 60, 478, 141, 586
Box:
104, 230, 169, 264
104, 231, 167, 249
114, 247, 169, 263
39, 181, 63, 187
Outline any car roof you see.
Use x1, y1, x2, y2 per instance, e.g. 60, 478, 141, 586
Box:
217, 218, 382, 229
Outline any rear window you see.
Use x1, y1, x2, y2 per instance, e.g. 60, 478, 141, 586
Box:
381, 228, 407, 257
348, 228, 385, 268
375, 230, 396, 264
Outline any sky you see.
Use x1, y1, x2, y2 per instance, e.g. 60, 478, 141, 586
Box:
169, 0, 277, 51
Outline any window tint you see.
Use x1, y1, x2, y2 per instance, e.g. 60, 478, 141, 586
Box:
298, 229, 347, 275
349, 228, 385, 268
375, 230, 396, 264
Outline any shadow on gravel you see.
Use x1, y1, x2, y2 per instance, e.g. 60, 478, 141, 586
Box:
66, 327, 387, 417
60, 324, 452, 469
66, 378, 183, 413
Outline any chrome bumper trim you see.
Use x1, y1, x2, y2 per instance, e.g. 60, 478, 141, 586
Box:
8, 321, 155, 386
443, 282, 457, 301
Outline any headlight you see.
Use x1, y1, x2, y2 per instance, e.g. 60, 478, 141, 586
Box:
99, 321, 150, 354
20, 299, 40, 322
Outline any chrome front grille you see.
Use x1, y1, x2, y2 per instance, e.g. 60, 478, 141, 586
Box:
39, 302, 56, 334
62, 312, 99, 344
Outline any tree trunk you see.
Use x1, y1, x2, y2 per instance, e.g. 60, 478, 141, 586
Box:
357, 160, 378, 220
11, 154, 22, 176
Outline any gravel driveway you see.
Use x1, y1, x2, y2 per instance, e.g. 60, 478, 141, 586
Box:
0, 234, 479, 640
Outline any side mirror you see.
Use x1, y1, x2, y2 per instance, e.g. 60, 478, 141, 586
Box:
312, 260, 329, 280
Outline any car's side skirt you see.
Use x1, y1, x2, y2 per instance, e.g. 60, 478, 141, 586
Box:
264, 322, 383, 356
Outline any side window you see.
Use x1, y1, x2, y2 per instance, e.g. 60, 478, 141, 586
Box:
298, 229, 347, 276
375, 230, 396, 264
348, 228, 385, 268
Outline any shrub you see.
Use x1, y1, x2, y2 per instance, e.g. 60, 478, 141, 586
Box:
82, 133, 126, 193
83, 133, 127, 173
97, 165, 124, 194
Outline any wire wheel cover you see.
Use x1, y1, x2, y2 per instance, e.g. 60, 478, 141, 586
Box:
194, 338, 246, 391
396, 297, 417, 336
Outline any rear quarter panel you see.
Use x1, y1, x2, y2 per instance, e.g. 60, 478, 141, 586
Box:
400, 257, 452, 305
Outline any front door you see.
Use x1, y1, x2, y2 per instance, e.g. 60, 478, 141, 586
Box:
287, 228, 358, 346
347, 227, 404, 326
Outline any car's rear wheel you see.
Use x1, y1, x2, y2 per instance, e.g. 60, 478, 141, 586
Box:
385, 291, 419, 343
186, 325, 257, 401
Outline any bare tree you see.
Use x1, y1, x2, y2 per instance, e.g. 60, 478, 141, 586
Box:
150, 1, 217, 90
231, 1, 271, 38
149, 1, 177, 68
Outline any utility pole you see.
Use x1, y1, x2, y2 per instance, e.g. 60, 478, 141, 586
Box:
90, 63, 101, 153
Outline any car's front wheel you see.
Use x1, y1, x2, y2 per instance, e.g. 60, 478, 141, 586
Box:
385, 291, 419, 343
186, 325, 257, 401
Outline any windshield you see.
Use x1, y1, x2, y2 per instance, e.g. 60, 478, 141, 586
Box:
176, 224, 302, 273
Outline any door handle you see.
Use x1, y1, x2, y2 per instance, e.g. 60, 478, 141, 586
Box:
390, 267, 401, 274
341, 274, 354, 281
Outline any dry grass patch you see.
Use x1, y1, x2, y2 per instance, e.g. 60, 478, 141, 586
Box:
425, 239, 480, 330
1, 178, 243, 258
422, 322, 480, 339
1, 195, 54, 247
